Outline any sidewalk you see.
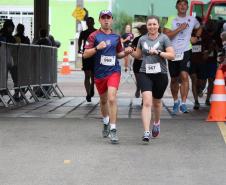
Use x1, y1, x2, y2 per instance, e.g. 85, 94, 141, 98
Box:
1, 70, 210, 119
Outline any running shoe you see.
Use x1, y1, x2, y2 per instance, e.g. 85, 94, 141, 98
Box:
152, 124, 160, 138
172, 100, 180, 114
180, 104, 189, 113
86, 95, 91, 102
109, 129, 119, 144
142, 131, 150, 143
193, 101, 200, 110
102, 123, 110, 138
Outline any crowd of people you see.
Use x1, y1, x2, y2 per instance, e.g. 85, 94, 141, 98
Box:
0, 19, 60, 100
79, 0, 226, 144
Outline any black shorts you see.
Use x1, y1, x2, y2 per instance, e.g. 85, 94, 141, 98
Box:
138, 73, 168, 99
190, 62, 206, 80
82, 57, 94, 71
133, 59, 142, 73
168, 50, 191, 78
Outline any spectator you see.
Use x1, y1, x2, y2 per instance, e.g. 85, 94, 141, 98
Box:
0, 19, 19, 100
14, 23, 30, 44
35, 28, 52, 46
0, 19, 16, 43
34, 28, 52, 97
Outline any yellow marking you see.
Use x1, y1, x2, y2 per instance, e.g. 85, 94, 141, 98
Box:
64, 160, 71, 164
217, 122, 226, 144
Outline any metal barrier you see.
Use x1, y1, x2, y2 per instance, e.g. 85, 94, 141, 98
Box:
0, 42, 7, 90
0, 42, 8, 107
0, 42, 64, 107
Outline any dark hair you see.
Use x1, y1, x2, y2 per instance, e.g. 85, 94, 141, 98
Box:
86, 17, 94, 23
146, 15, 161, 32
16, 23, 25, 34
146, 15, 160, 24
3, 19, 14, 29
39, 28, 48, 37
138, 25, 147, 35
176, 0, 188, 5
195, 16, 202, 24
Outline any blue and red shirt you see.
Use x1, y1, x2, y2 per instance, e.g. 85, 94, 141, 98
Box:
85, 29, 123, 79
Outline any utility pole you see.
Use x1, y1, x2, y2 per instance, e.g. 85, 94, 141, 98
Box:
148, 3, 154, 16
74, 0, 84, 66
34, 0, 49, 42
76, 0, 84, 32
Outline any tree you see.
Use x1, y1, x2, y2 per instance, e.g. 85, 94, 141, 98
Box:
112, 11, 133, 34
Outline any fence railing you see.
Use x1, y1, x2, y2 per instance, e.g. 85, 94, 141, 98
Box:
0, 42, 64, 107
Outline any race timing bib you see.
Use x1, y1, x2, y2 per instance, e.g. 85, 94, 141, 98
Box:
172, 52, 184, 61
145, 63, 161, 74
100, 55, 116, 66
192, 45, 202, 53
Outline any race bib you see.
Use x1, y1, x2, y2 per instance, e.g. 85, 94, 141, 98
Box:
145, 63, 161, 74
173, 52, 184, 61
100, 55, 116, 66
192, 45, 202, 53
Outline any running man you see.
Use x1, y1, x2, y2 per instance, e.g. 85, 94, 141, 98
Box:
83, 10, 132, 144
163, 0, 201, 114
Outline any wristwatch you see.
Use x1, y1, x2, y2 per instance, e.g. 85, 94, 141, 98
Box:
94, 46, 98, 51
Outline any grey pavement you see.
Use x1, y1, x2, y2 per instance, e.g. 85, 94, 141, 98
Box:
0, 69, 226, 185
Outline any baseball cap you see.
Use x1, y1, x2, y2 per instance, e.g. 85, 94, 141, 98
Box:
99, 10, 113, 18
176, 0, 188, 5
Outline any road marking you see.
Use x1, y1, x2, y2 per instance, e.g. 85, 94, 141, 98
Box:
64, 160, 71, 164
217, 122, 226, 144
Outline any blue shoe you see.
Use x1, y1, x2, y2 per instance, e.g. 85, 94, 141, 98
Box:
152, 124, 160, 138
172, 100, 180, 114
180, 104, 189, 113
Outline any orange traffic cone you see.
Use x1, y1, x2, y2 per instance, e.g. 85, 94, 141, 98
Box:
206, 67, 226, 122
222, 64, 226, 85
60, 51, 71, 75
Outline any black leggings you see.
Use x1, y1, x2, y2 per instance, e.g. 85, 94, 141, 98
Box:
138, 73, 168, 99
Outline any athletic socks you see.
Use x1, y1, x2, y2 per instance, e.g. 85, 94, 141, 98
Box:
102, 116, 109, 125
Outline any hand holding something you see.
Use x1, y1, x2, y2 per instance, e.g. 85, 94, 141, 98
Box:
149, 47, 158, 55
179, 23, 188, 31
125, 46, 134, 55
